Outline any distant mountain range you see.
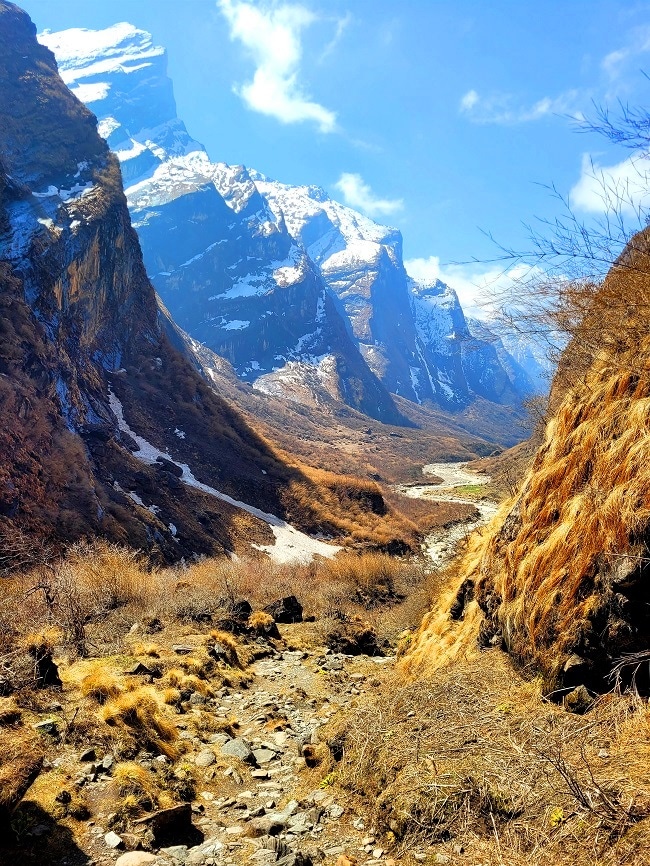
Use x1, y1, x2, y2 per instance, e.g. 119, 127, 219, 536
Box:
40, 23, 550, 431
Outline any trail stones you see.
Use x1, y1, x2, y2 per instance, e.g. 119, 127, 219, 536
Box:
171, 645, 194, 655
104, 830, 124, 849
221, 737, 255, 763
252, 748, 276, 764
115, 854, 158, 866
194, 749, 216, 768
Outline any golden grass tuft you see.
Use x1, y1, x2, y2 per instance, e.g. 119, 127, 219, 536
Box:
248, 611, 275, 633
101, 687, 179, 759
80, 669, 124, 704
112, 761, 156, 800
0, 697, 21, 726
22, 626, 62, 657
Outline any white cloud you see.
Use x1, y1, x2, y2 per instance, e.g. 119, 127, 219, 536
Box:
602, 25, 650, 88
333, 172, 403, 218
405, 255, 537, 319
570, 151, 650, 215
217, 0, 337, 133
459, 89, 479, 111
459, 88, 582, 125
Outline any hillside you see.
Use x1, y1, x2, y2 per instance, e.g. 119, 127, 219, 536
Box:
0, 2, 418, 563
405, 227, 650, 698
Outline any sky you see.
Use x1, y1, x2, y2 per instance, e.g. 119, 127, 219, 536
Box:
18, 0, 650, 307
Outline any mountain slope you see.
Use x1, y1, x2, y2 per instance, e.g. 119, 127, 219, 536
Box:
404, 228, 650, 695
0, 2, 410, 564
38, 23, 404, 426
40, 23, 537, 440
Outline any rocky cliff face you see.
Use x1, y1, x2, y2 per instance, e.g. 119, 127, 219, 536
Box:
40, 23, 538, 435
38, 24, 403, 425
0, 2, 356, 563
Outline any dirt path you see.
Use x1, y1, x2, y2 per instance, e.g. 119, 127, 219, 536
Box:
395, 461, 499, 567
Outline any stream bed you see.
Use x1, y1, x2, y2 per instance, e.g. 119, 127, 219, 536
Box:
396, 461, 499, 567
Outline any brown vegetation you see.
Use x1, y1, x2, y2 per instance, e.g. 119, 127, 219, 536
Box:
331, 652, 650, 866
405, 229, 650, 696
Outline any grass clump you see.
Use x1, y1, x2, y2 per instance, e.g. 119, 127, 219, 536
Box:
101, 687, 179, 759
80, 669, 124, 704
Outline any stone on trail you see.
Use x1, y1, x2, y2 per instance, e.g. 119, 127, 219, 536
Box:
222, 737, 255, 763
115, 854, 158, 866
104, 830, 123, 849
194, 748, 216, 768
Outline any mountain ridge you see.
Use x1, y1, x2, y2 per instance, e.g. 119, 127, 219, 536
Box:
39, 21, 541, 441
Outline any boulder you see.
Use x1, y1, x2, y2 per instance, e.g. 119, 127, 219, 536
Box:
221, 737, 255, 764
134, 803, 201, 847
264, 596, 303, 624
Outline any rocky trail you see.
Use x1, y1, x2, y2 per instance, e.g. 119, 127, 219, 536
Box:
15, 463, 496, 866
65, 636, 401, 866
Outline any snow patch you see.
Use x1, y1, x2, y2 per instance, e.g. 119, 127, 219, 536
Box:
221, 320, 250, 331
108, 390, 340, 564
71, 82, 110, 103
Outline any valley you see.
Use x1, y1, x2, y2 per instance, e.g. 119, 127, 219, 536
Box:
3, 3, 650, 866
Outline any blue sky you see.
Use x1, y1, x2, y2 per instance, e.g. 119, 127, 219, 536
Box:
20, 0, 650, 304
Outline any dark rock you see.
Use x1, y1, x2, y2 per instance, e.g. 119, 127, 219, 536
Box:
78, 748, 96, 762
231, 599, 253, 620
450, 578, 475, 620
126, 662, 153, 676
326, 620, 382, 656
563, 685, 594, 715
118, 431, 140, 452
134, 803, 201, 847
264, 596, 303, 624
33, 719, 58, 736
301, 745, 321, 768
155, 457, 183, 477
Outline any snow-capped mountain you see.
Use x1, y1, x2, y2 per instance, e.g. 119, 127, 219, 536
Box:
39, 23, 403, 425
40, 22, 540, 429
2, 4, 363, 561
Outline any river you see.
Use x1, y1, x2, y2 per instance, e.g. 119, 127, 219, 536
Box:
395, 461, 499, 567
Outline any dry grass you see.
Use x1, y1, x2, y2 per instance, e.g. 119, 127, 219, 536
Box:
0, 697, 21, 726
333, 652, 650, 866
80, 668, 124, 704
405, 232, 650, 692
100, 687, 179, 759
282, 464, 420, 550
248, 611, 276, 634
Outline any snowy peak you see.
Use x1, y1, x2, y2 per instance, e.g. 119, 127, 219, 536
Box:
41, 19, 540, 436
40, 22, 163, 84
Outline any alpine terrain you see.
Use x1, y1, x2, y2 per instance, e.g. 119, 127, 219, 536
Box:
39, 23, 543, 438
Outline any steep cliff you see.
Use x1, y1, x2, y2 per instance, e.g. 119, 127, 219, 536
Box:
0, 2, 383, 563
38, 23, 404, 426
